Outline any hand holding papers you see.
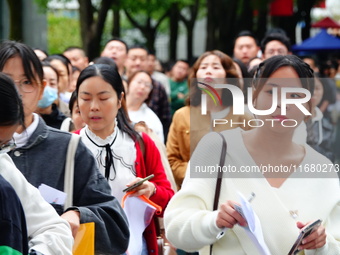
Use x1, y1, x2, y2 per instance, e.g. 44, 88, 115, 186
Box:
121, 192, 162, 255
216, 192, 255, 239
216, 192, 271, 255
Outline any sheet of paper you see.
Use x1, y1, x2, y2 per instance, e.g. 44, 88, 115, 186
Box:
38, 184, 67, 205
123, 196, 157, 255
238, 192, 271, 255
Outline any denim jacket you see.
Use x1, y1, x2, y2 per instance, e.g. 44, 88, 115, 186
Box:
8, 117, 129, 254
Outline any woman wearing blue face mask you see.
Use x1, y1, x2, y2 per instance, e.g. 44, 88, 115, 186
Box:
36, 62, 67, 129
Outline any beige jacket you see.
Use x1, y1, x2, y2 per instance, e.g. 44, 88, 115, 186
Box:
166, 105, 252, 190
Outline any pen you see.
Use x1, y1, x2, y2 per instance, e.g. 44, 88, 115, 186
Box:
216, 192, 255, 240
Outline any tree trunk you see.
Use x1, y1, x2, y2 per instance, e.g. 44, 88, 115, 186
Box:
144, 27, 156, 53
251, 0, 274, 47
206, 0, 217, 50
179, 0, 199, 62
78, 0, 93, 56
255, 8, 268, 44
112, 8, 120, 37
297, 0, 317, 40
300, 8, 312, 41
78, 0, 112, 61
238, 0, 253, 31
187, 24, 194, 61
7, 0, 23, 40
92, 0, 112, 59
169, 3, 179, 61
218, 0, 238, 55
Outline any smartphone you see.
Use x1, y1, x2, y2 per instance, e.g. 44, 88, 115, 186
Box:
122, 174, 154, 192
288, 219, 322, 255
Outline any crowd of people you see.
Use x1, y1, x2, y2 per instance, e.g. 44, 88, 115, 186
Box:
0, 27, 339, 255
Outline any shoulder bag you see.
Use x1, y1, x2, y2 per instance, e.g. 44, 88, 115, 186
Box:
210, 132, 227, 255
64, 133, 81, 210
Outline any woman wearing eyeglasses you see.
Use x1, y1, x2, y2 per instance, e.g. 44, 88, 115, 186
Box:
0, 40, 130, 254
0, 72, 73, 254
126, 70, 165, 143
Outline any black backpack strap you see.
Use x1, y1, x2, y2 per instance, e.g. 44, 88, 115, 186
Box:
210, 132, 227, 255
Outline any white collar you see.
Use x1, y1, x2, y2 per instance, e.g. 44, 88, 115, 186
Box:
81, 124, 136, 168
84, 124, 119, 146
13, 113, 40, 148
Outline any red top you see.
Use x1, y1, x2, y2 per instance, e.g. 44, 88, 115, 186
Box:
72, 129, 81, 135
134, 132, 174, 254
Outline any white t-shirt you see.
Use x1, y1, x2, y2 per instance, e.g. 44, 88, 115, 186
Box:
128, 103, 164, 143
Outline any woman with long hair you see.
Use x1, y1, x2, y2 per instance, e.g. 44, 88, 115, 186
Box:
165, 55, 340, 254
166, 50, 252, 190
0, 40, 129, 254
76, 64, 174, 254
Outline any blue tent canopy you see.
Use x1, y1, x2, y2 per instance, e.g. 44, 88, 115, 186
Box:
292, 29, 340, 52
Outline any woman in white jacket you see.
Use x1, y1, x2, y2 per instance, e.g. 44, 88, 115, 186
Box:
0, 72, 73, 254
164, 55, 340, 255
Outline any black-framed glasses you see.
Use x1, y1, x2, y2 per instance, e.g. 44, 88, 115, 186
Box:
14, 78, 37, 93
0, 138, 16, 154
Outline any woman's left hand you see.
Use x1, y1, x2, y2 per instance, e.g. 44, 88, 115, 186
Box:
126, 178, 156, 198
296, 221, 327, 251
61, 210, 80, 238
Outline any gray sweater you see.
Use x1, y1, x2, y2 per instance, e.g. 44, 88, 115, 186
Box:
8, 117, 129, 254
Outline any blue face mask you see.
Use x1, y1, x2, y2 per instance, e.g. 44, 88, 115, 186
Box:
38, 86, 58, 108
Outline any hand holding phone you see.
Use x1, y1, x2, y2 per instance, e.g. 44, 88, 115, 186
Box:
288, 219, 322, 255
123, 174, 154, 192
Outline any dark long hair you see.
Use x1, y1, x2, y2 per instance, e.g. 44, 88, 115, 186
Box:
45, 54, 72, 80
253, 55, 314, 110
0, 40, 44, 85
0, 72, 24, 126
189, 50, 239, 106
76, 64, 142, 143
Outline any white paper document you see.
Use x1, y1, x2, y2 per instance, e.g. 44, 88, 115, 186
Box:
123, 196, 158, 255
38, 183, 67, 205
237, 192, 271, 255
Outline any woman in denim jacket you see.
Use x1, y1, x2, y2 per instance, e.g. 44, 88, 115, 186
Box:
0, 40, 129, 254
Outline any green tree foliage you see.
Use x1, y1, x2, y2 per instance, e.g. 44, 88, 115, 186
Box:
121, 0, 173, 52
47, 13, 81, 54
33, 0, 322, 61
121, 0, 201, 59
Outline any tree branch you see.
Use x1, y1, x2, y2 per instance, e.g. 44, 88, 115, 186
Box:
124, 9, 144, 31
179, 0, 199, 27
155, 9, 170, 30
95, 0, 113, 37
